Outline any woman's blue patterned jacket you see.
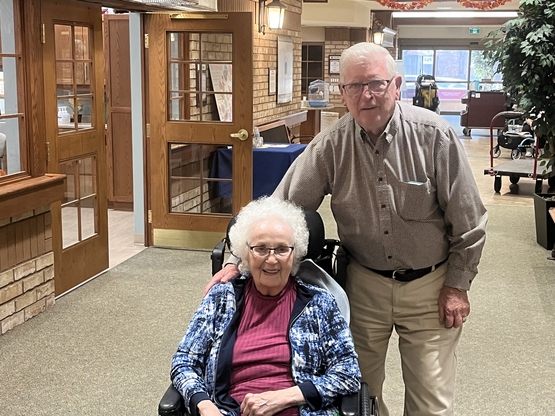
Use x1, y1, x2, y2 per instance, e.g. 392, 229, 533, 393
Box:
171, 274, 361, 416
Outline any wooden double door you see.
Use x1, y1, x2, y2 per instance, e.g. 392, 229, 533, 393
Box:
42, 2, 255, 293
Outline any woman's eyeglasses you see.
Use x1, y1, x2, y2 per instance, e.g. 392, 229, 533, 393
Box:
341, 78, 394, 97
249, 245, 294, 258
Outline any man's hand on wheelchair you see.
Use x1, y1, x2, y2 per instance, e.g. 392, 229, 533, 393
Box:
203, 263, 240, 295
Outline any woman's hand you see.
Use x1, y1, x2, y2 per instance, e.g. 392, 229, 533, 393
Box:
240, 387, 305, 416
197, 399, 223, 416
203, 263, 240, 295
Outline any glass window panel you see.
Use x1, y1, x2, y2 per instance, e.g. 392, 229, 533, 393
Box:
0, 1, 16, 54
62, 204, 79, 248
55, 25, 73, 60
201, 33, 232, 61
435, 50, 469, 82
59, 160, 77, 204
59, 156, 98, 248
470, 50, 503, 87
56, 62, 74, 86
74, 26, 91, 60
169, 144, 231, 214
55, 23, 95, 133
307, 45, 322, 61
79, 156, 95, 197
308, 62, 322, 78
80, 196, 96, 241
302, 45, 308, 61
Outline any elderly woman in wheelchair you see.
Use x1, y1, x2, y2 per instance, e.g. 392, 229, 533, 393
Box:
170, 196, 361, 416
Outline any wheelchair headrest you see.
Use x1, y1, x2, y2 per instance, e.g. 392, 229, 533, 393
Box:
303, 210, 325, 261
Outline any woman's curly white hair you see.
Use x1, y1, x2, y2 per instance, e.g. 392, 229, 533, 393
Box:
228, 196, 309, 275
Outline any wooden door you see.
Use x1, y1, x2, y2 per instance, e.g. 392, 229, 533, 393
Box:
104, 14, 133, 210
146, 12, 253, 249
43, 0, 109, 295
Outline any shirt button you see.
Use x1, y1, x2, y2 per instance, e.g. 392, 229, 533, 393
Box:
375, 150, 380, 155
381, 204, 386, 208
388, 255, 392, 259
378, 177, 383, 181
384, 230, 389, 235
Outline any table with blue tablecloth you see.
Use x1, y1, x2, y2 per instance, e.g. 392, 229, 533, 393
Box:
211, 144, 306, 199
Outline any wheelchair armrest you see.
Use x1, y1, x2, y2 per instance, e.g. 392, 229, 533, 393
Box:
210, 238, 227, 276
158, 384, 186, 416
339, 390, 359, 416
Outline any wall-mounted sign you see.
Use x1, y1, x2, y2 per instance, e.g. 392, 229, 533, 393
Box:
469, 28, 480, 34
328, 55, 340, 75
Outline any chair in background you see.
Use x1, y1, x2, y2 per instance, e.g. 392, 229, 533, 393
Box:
158, 211, 376, 416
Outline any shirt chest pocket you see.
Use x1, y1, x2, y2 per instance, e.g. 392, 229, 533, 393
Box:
391, 179, 437, 221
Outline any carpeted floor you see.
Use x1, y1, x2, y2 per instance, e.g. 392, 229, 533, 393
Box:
1, 203, 554, 415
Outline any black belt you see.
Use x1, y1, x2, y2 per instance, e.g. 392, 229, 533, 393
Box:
367, 259, 447, 283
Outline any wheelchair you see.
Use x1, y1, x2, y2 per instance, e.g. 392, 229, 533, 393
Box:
158, 211, 378, 416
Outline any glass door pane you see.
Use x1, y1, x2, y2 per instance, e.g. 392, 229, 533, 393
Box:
435, 50, 469, 113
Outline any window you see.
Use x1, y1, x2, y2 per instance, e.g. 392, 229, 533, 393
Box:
301, 43, 324, 95
401, 47, 504, 113
0, 0, 27, 177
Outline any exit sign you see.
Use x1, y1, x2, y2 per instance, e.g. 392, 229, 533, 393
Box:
469, 28, 480, 34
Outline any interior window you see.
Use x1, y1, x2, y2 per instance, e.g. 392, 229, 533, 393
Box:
0, 0, 27, 177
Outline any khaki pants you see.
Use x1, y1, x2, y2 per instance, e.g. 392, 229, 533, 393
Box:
346, 259, 462, 416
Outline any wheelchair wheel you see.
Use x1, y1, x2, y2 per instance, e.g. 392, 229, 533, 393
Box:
492, 145, 501, 158
511, 149, 521, 160
509, 175, 520, 185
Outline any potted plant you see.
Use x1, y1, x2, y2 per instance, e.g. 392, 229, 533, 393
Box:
484, 0, 555, 250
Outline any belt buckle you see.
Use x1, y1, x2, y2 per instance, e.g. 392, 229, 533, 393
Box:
391, 269, 407, 280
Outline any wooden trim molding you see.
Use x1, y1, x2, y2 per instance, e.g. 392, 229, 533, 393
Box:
0, 174, 66, 220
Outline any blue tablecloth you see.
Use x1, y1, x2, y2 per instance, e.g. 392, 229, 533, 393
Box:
211, 144, 306, 199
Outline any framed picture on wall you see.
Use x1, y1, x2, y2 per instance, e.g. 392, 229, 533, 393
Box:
328, 55, 340, 75
277, 36, 293, 104
268, 67, 276, 96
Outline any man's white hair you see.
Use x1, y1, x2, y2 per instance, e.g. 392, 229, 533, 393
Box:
339, 42, 397, 83
228, 196, 309, 275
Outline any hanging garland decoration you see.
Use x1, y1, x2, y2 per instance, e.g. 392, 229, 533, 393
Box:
374, 0, 434, 11
457, 0, 510, 10
375, 0, 509, 11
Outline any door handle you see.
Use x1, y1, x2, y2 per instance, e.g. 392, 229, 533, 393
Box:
230, 129, 249, 141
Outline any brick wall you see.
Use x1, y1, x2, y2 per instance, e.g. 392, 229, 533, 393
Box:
253, 0, 303, 126
0, 208, 55, 335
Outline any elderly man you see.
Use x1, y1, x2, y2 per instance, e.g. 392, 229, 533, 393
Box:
211, 42, 487, 416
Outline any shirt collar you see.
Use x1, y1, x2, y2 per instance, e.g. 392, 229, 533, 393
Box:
355, 102, 401, 145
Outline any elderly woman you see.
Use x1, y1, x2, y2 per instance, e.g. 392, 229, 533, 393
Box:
171, 196, 361, 416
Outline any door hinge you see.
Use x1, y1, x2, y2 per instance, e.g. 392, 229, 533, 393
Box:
144, 34, 149, 49
146, 123, 151, 138
148, 210, 152, 224
46, 141, 50, 162
41, 23, 45, 44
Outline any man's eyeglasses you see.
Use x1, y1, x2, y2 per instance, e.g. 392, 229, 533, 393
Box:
341, 78, 394, 97
249, 245, 294, 258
